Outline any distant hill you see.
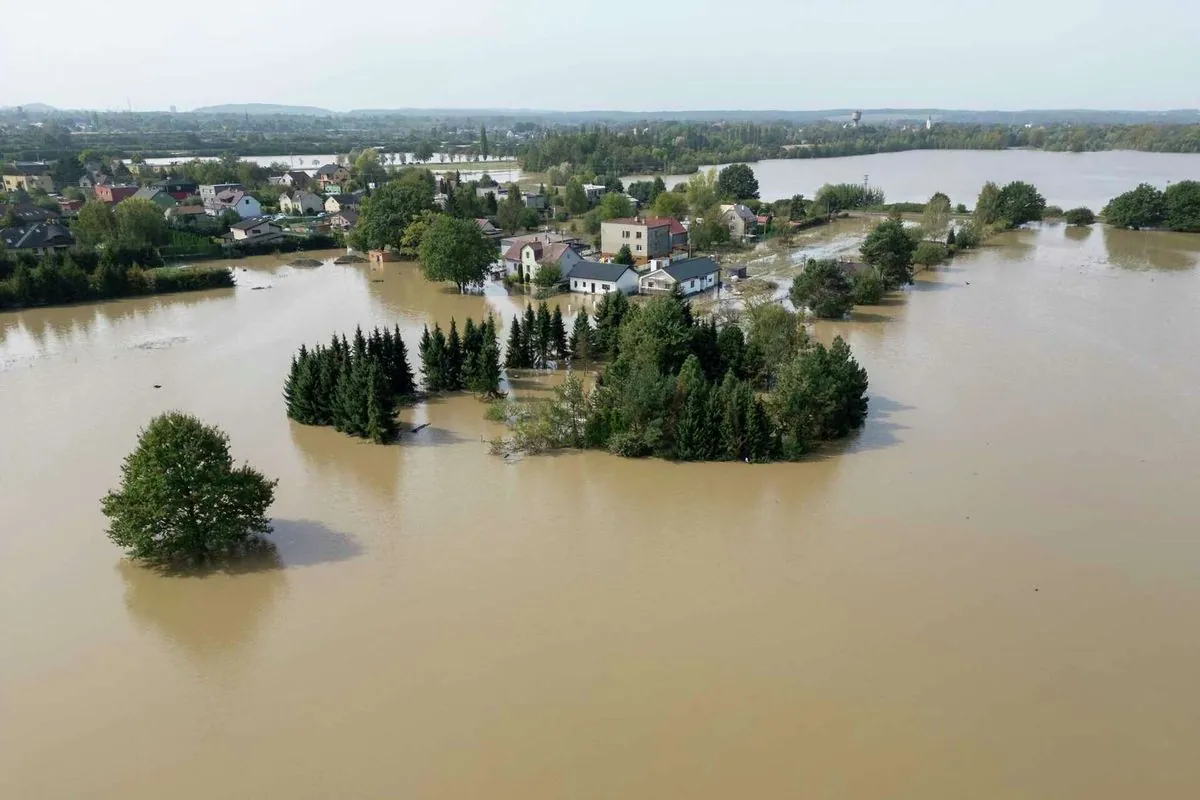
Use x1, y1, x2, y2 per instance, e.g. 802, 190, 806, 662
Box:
0, 103, 58, 113
191, 103, 336, 116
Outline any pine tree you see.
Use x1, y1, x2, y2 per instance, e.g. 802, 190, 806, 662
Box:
534, 302, 552, 368
568, 312, 593, 365
283, 351, 302, 419
418, 325, 436, 391
719, 373, 747, 461
462, 317, 482, 389
505, 316, 525, 370
431, 324, 448, 392
353, 325, 367, 360
314, 346, 340, 425
521, 305, 536, 367
550, 305, 568, 361
332, 358, 363, 435
364, 363, 398, 444
391, 325, 414, 396
672, 356, 710, 461
744, 397, 774, 463
446, 318, 464, 391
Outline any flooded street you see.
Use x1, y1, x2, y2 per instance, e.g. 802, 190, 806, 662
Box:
3, 220, 1200, 798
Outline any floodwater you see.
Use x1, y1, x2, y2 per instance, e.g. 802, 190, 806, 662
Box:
625, 148, 1200, 207
3, 224, 1200, 798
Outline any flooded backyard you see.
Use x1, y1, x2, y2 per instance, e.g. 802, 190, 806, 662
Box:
3, 188, 1200, 795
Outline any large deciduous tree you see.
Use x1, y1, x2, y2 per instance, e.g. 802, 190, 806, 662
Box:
350, 181, 434, 251
789, 259, 854, 319
101, 413, 277, 564
716, 163, 760, 201
860, 218, 917, 289
418, 215, 497, 292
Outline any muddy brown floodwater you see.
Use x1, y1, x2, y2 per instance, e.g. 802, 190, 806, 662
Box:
3, 226, 1200, 799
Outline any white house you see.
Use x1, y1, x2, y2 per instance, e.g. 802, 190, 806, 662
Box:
565, 261, 639, 295
638, 256, 720, 297
229, 217, 283, 243
279, 190, 324, 215
208, 189, 262, 219
582, 183, 607, 203
502, 239, 582, 282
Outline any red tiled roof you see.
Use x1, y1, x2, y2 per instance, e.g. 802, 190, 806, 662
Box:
503, 240, 542, 261
642, 217, 686, 236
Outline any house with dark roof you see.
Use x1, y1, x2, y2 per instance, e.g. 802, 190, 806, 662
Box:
329, 209, 359, 231
228, 217, 282, 244
0, 222, 75, 254
0, 203, 59, 224
475, 218, 501, 240
720, 204, 757, 241
2, 163, 54, 193
153, 178, 199, 200
315, 163, 351, 191
638, 256, 720, 297
131, 186, 178, 208
565, 260, 639, 295
324, 192, 364, 214
269, 171, 311, 190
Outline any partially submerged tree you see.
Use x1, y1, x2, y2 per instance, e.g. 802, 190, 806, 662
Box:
102, 413, 277, 564
789, 259, 854, 319
418, 215, 497, 292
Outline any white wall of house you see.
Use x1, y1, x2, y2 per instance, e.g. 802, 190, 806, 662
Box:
570, 270, 638, 295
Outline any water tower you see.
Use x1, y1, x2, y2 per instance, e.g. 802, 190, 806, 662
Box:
852, 110, 862, 128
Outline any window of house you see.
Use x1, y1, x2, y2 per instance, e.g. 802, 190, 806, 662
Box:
636, 231, 643, 239
636, 245, 642, 251
602, 284, 610, 291
622, 231, 630, 239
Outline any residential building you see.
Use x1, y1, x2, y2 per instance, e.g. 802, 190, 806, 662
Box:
153, 178, 199, 200
498, 231, 578, 254
0, 222, 75, 255
502, 239, 583, 282
600, 217, 673, 262
94, 184, 140, 205
565, 261, 639, 295
582, 184, 607, 203
328, 209, 359, 231
324, 192, 364, 214
638, 256, 720, 297
475, 218, 501, 240
131, 186, 178, 208
209, 189, 263, 219
2, 163, 54, 193
720, 203, 757, 241
268, 171, 311, 189
0, 202, 59, 224
279, 190, 325, 215
165, 205, 211, 224
228, 217, 283, 243
200, 183, 244, 205
315, 163, 351, 191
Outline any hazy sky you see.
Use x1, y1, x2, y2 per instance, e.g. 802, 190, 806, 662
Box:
2, 0, 1195, 111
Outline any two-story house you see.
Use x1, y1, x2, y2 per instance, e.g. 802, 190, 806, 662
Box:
315, 164, 351, 191
210, 189, 263, 219
600, 217, 674, 262
720, 204, 757, 241
269, 170, 312, 190
324, 192, 364, 214
502, 239, 583, 283
637, 257, 720, 297
279, 190, 325, 215
200, 183, 245, 208
2, 163, 55, 194
94, 185, 140, 205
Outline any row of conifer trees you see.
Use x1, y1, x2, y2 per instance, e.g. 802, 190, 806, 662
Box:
418, 315, 503, 396
284, 325, 415, 444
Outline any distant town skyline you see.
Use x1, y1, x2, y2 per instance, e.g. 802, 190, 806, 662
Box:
2, 0, 1195, 112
